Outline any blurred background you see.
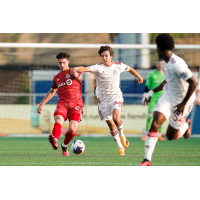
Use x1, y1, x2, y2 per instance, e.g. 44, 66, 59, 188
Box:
0, 33, 200, 136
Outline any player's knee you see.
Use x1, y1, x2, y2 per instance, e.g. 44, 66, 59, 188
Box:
68, 127, 76, 134
113, 118, 120, 125
151, 120, 161, 130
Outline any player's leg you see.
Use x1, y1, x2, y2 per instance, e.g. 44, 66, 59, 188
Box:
139, 92, 171, 166
49, 104, 67, 150
166, 104, 193, 140
112, 101, 129, 148
61, 107, 83, 156
106, 119, 125, 155
141, 111, 166, 165
49, 114, 65, 150
98, 100, 124, 155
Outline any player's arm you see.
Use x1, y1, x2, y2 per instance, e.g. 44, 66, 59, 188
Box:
128, 67, 143, 84
69, 69, 82, 81
37, 88, 57, 114
141, 86, 149, 105
71, 66, 91, 78
145, 80, 166, 103
174, 76, 197, 115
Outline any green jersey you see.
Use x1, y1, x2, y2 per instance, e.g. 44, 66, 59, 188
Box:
146, 70, 165, 102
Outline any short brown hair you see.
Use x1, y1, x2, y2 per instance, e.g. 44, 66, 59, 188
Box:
98, 45, 114, 57
56, 51, 70, 60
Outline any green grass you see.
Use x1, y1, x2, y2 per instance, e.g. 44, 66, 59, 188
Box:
0, 136, 200, 166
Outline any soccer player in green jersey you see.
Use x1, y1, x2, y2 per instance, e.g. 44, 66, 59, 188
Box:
141, 59, 166, 141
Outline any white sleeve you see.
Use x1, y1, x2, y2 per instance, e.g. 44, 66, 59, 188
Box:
89, 64, 98, 72
175, 61, 193, 81
120, 62, 129, 72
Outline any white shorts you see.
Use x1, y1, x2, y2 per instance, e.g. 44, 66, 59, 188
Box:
98, 99, 123, 121
154, 92, 194, 129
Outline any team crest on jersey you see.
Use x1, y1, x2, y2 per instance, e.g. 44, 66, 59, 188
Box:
66, 74, 70, 79
113, 69, 118, 75
75, 106, 80, 110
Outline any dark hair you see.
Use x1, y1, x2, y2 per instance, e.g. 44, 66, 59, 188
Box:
155, 34, 175, 51
56, 51, 70, 60
98, 45, 114, 57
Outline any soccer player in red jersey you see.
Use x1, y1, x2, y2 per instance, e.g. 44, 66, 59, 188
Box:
37, 51, 84, 156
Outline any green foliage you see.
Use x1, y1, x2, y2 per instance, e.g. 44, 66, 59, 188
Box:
16, 76, 30, 104
4, 34, 20, 42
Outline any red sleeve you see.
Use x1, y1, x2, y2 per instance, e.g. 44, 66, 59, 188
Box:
77, 70, 82, 77
51, 77, 57, 89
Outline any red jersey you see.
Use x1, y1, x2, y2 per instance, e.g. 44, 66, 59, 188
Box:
51, 69, 84, 106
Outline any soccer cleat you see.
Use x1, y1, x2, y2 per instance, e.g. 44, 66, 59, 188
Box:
120, 136, 129, 148
138, 159, 152, 166
158, 136, 165, 141
48, 134, 59, 150
141, 134, 146, 141
119, 147, 125, 155
61, 142, 70, 156
183, 118, 191, 139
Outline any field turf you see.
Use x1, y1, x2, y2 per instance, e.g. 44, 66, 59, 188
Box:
0, 136, 200, 166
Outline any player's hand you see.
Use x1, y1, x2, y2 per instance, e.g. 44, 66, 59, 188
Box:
141, 93, 146, 106
145, 90, 154, 103
173, 103, 185, 116
37, 105, 43, 114
138, 77, 143, 85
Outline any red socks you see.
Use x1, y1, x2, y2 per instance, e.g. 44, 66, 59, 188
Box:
64, 131, 75, 145
52, 123, 62, 140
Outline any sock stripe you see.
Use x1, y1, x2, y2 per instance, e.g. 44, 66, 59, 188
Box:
110, 129, 118, 136
117, 120, 123, 127
147, 130, 158, 137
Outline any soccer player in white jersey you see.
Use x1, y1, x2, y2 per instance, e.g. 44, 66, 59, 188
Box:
72, 45, 143, 155
139, 34, 197, 166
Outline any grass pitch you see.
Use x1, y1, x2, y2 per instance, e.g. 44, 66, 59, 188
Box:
0, 136, 200, 166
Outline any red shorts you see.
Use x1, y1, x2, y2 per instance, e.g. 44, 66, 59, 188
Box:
54, 102, 83, 123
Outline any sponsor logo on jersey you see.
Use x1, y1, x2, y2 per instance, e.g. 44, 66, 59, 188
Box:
58, 79, 72, 88
66, 74, 70, 79
113, 69, 118, 75
66, 79, 72, 85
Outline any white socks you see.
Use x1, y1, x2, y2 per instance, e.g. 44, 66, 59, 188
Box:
110, 129, 123, 148
116, 120, 124, 137
176, 122, 189, 139
144, 131, 159, 161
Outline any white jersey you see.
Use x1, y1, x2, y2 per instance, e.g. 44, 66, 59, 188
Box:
89, 61, 129, 102
162, 53, 195, 106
